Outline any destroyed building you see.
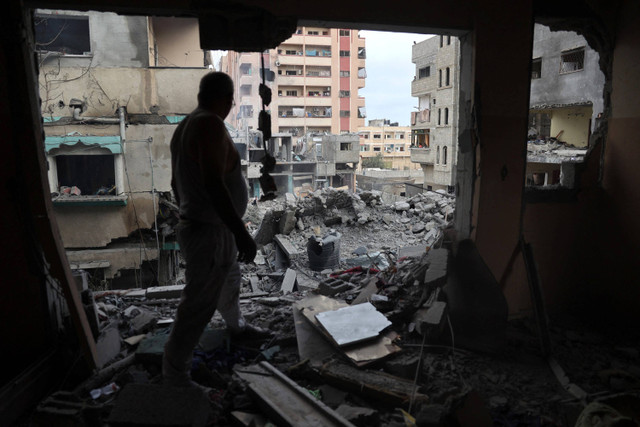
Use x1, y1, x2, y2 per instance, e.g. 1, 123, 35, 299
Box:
36, 11, 215, 288
3, 0, 640, 426
526, 23, 606, 188
410, 35, 459, 193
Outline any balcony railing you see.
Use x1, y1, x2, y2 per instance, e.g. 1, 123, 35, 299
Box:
410, 147, 434, 165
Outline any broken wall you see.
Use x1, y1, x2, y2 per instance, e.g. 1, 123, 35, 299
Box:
530, 23, 605, 132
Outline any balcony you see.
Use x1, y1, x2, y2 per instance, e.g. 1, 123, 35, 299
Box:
410, 147, 434, 165
305, 56, 332, 66
277, 54, 305, 66
411, 77, 433, 96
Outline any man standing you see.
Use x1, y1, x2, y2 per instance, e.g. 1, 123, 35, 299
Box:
163, 72, 257, 387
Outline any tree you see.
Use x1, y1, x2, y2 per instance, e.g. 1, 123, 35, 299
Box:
361, 153, 389, 169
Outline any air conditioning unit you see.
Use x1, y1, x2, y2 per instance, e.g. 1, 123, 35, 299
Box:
275, 60, 281, 66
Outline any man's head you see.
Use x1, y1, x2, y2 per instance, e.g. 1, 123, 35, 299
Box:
197, 72, 234, 116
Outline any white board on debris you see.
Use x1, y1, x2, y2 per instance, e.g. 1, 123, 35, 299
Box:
315, 302, 391, 346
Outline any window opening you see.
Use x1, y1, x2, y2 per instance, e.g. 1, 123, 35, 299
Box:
35, 14, 90, 55
560, 48, 585, 74
531, 58, 542, 79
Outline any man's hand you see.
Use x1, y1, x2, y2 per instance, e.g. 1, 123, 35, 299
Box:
235, 228, 257, 263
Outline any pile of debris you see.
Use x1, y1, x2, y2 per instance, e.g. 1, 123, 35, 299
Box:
30, 189, 640, 427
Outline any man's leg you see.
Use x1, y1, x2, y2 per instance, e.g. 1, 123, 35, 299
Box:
217, 261, 245, 334
217, 260, 271, 337
163, 223, 235, 386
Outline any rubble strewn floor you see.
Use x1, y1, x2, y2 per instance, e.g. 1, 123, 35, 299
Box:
27, 189, 640, 426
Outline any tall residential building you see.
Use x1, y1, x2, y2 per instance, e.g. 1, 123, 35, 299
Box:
410, 35, 460, 193
221, 26, 366, 137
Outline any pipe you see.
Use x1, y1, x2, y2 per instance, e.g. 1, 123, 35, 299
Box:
72, 107, 121, 124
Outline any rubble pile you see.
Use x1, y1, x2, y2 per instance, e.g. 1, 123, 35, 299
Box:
29, 189, 640, 427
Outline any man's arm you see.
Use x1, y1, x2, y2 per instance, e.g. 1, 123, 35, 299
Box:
191, 115, 256, 262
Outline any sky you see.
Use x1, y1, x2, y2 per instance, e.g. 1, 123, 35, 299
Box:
359, 31, 433, 126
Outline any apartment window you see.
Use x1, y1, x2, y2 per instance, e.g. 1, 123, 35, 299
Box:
362, 133, 370, 139
373, 146, 381, 152
438, 108, 442, 125
285, 70, 299, 76
439, 35, 444, 48
444, 108, 449, 125
445, 67, 450, 86
447, 35, 451, 45
308, 30, 319, 35
385, 133, 392, 139
531, 58, 542, 79
340, 110, 350, 117
339, 30, 350, 37
238, 105, 253, 118
436, 146, 440, 164
35, 14, 91, 55
339, 90, 350, 97
56, 154, 115, 195
286, 90, 298, 96
373, 134, 381, 139
358, 48, 366, 59
340, 50, 350, 57
560, 48, 585, 74
340, 71, 350, 77
239, 84, 252, 96
340, 142, 352, 151
443, 146, 448, 165
399, 133, 405, 139
360, 145, 368, 151
295, 28, 302, 35
239, 63, 252, 75
438, 69, 443, 87
285, 49, 299, 55
418, 66, 431, 79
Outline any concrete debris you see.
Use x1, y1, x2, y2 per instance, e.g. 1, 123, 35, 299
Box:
34, 189, 640, 426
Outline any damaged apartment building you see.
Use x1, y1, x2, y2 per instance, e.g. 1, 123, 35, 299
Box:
36, 11, 217, 288
526, 23, 605, 188
3, 0, 640, 425
410, 35, 460, 193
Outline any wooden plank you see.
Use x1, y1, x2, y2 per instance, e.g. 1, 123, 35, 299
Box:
234, 362, 356, 427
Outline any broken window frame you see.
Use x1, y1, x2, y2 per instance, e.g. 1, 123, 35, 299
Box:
34, 13, 91, 56
46, 142, 126, 205
559, 47, 585, 74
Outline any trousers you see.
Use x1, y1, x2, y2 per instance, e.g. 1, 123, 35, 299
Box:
162, 220, 245, 384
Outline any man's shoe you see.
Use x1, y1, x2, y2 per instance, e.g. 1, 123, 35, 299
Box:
230, 323, 273, 339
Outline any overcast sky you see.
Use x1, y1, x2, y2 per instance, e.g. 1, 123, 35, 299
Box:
359, 31, 433, 126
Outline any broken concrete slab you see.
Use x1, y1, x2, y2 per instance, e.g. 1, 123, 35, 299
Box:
107, 383, 211, 427
413, 301, 448, 337
96, 324, 121, 369
231, 411, 270, 427
280, 268, 297, 294
423, 248, 449, 288
279, 209, 297, 235
145, 284, 184, 300
130, 309, 158, 335
274, 234, 299, 258
234, 362, 356, 427
350, 278, 379, 305
315, 302, 391, 347
383, 353, 421, 380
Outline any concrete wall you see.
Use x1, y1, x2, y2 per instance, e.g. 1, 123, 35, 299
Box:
549, 105, 592, 147
530, 24, 605, 132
